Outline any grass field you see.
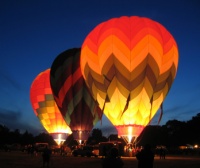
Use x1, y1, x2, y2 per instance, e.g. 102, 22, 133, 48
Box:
0, 151, 200, 168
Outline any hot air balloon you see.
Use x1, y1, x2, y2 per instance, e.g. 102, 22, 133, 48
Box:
80, 16, 179, 143
50, 48, 102, 144
30, 69, 72, 145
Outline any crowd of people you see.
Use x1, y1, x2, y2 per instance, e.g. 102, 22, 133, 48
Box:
101, 143, 156, 168
23, 143, 159, 168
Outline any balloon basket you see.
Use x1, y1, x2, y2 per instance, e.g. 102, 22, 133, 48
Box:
72, 130, 90, 144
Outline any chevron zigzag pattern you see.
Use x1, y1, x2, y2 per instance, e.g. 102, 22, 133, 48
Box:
80, 16, 178, 135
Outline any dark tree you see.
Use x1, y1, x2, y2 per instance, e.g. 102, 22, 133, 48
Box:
87, 128, 108, 145
64, 134, 78, 147
20, 130, 34, 145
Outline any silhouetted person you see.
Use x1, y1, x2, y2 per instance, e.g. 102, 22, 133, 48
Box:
102, 145, 107, 158
159, 147, 166, 159
42, 145, 51, 168
102, 147, 124, 168
60, 145, 65, 156
136, 144, 154, 168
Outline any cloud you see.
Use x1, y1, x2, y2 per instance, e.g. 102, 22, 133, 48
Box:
0, 108, 23, 131
0, 108, 21, 122
151, 103, 200, 126
0, 107, 41, 135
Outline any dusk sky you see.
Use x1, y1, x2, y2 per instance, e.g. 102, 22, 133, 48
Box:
0, 0, 200, 136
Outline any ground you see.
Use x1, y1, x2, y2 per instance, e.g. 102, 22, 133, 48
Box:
0, 151, 200, 168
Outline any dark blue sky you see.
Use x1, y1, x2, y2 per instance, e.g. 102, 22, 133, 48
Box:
0, 0, 200, 136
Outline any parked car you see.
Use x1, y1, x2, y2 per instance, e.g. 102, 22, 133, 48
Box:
34, 142, 49, 153
72, 146, 98, 157
99, 141, 124, 157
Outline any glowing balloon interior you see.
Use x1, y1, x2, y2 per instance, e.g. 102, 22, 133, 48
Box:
30, 69, 72, 145
80, 16, 178, 143
51, 133, 68, 145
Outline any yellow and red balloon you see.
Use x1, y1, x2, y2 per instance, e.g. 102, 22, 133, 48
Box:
30, 69, 72, 145
80, 16, 178, 143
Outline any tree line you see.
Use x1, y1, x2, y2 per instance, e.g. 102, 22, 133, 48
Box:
137, 113, 200, 148
0, 113, 200, 150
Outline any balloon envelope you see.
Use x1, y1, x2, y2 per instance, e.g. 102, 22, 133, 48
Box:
80, 16, 178, 143
30, 69, 72, 145
50, 48, 102, 142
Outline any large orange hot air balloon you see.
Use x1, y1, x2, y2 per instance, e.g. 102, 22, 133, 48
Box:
30, 69, 72, 145
50, 48, 102, 144
80, 16, 179, 143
